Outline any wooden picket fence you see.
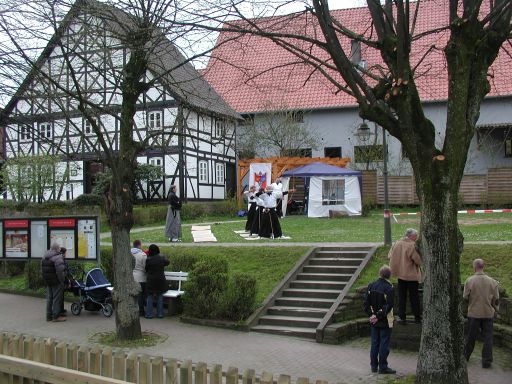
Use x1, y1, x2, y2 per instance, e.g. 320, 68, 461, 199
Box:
0, 332, 325, 384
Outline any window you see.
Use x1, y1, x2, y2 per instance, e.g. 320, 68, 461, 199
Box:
198, 161, 208, 183
506, 139, 512, 157
322, 179, 345, 205
324, 147, 342, 158
215, 119, 226, 137
84, 118, 94, 134
39, 123, 52, 139
215, 163, 225, 184
350, 40, 361, 64
149, 157, 163, 169
20, 125, 31, 141
284, 148, 312, 158
354, 145, 384, 163
148, 111, 162, 130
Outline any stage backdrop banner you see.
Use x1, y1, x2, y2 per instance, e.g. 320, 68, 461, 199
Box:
249, 163, 272, 189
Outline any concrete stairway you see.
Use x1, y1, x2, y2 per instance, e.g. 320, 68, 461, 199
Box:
251, 246, 375, 340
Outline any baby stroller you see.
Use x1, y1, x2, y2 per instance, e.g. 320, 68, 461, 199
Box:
67, 266, 114, 317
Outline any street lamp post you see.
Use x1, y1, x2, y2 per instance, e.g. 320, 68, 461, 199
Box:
382, 127, 392, 245
356, 121, 392, 245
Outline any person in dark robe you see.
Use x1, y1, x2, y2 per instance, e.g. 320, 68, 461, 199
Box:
145, 244, 170, 318
165, 185, 182, 242
257, 185, 284, 239
243, 185, 257, 232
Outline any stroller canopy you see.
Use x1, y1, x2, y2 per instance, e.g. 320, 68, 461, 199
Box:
85, 268, 111, 291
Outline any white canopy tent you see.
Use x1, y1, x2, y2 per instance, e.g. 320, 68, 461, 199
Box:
281, 162, 362, 217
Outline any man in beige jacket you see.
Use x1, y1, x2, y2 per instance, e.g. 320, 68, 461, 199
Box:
388, 228, 422, 324
463, 259, 500, 368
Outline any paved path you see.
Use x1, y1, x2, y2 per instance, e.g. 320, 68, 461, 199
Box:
1, 293, 510, 383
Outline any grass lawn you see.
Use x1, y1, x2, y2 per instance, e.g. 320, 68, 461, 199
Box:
157, 246, 309, 304
353, 244, 512, 294
104, 210, 512, 244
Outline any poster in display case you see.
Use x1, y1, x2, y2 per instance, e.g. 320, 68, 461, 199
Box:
5, 230, 29, 258
50, 229, 76, 259
77, 219, 96, 259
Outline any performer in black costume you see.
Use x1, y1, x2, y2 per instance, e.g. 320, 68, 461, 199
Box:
243, 185, 257, 232
250, 187, 265, 236
257, 185, 286, 239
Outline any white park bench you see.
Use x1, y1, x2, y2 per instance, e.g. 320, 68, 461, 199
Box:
163, 271, 188, 315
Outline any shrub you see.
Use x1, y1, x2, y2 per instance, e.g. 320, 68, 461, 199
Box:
73, 194, 105, 208
183, 255, 228, 319
361, 196, 377, 217
99, 248, 114, 283
5, 260, 27, 277
219, 273, 257, 321
25, 260, 44, 290
168, 253, 199, 272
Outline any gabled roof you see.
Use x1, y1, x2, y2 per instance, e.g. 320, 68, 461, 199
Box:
1, 0, 240, 120
283, 162, 361, 177
203, 1, 512, 114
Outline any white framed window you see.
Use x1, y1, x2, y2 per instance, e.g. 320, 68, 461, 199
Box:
148, 111, 162, 130
215, 163, 225, 184
20, 125, 31, 141
84, 119, 94, 134
198, 161, 208, 183
39, 122, 52, 139
149, 157, 163, 170
215, 119, 225, 138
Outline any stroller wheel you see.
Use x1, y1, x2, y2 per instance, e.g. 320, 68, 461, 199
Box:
71, 302, 81, 316
102, 303, 114, 317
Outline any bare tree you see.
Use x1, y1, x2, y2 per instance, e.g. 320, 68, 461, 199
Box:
238, 101, 319, 158
0, 0, 237, 340
184, 0, 512, 382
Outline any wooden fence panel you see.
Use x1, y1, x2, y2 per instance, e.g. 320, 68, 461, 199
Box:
113, 349, 125, 381
100, 348, 112, 378
488, 168, 512, 204
195, 362, 207, 384
209, 363, 222, 384
243, 369, 255, 384
89, 347, 101, 376
226, 367, 238, 384
166, 358, 178, 384
460, 175, 487, 204
151, 356, 163, 384
125, 352, 138, 383
139, 354, 151, 384
361, 170, 377, 203
180, 360, 192, 384
260, 372, 273, 384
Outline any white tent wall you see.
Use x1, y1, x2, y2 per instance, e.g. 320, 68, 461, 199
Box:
308, 176, 362, 217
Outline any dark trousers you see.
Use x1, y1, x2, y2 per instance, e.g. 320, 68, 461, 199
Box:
46, 283, 64, 320
397, 279, 421, 320
370, 326, 391, 371
138, 282, 147, 315
464, 317, 494, 365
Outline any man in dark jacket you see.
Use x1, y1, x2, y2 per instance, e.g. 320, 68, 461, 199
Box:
41, 243, 67, 322
364, 265, 396, 374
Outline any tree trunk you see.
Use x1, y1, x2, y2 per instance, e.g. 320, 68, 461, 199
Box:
414, 154, 468, 382
107, 177, 142, 340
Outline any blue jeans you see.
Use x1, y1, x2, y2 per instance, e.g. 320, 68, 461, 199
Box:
146, 293, 164, 318
370, 326, 391, 371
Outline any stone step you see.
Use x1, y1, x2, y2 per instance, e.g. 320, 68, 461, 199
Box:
303, 265, 358, 274
282, 288, 340, 299
275, 297, 334, 308
266, 306, 327, 318
258, 315, 321, 328
290, 280, 346, 290
309, 258, 363, 266
296, 272, 353, 282
313, 250, 368, 258
251, 325, 316, 339
316, 247, 372, 253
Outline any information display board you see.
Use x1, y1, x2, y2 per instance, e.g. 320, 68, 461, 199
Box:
0, 216, 99, 260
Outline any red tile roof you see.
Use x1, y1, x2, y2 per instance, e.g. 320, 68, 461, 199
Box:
203, 1, 512, 114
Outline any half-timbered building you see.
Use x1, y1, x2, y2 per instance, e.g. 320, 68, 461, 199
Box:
0, 0, 240, 202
